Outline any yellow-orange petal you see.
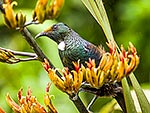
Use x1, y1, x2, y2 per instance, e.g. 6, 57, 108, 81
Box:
44, 93, 57, 113
46, 0, 64, 19
0, 107, 5, 113
6, 93, 20, 112
33, 0, 48, 23
3, 1, 17, 28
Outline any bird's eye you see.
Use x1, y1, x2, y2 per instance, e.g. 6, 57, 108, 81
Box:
64, 23, 68, 27
53, 25, 58, 30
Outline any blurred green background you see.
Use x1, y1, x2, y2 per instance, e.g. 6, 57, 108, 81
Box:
0, 0, 150, 112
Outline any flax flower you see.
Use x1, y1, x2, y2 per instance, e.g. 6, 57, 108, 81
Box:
43, 42, 139, 93
1, 0, 26, 28
6, 84, 57, 113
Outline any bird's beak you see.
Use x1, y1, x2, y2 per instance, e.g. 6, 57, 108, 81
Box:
35, 26, 53, 39
35, 32, 47, 39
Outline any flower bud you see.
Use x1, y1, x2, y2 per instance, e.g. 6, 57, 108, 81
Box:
46, 0, 64, 19
16, 11, 26, 27
2, 1, 17, 28
33, 0, 48, 23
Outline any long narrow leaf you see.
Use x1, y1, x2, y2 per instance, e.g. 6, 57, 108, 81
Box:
81, 1, 149, 113
95, 0, 114, 41
81, 0, 99, 24
122, 77, 137, 113
81, 0, 114, 42
129, 73, 150, 113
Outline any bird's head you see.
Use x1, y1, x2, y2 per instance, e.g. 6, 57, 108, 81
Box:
35, 23, 71, 44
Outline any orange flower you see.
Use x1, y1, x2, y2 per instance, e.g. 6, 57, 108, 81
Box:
33, 0, 65, 23
2, 0, 17, 28
43, 59, 83, 96
1, 0, 26, 28
0, 107, 5, 113
33, 0, 48, 23
6, 84, 57, 113
43, 42, 139, 90
46, 0, 64, 19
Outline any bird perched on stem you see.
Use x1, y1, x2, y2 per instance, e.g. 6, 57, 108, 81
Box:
35, 22, 104, 70
35, 23, 126, 112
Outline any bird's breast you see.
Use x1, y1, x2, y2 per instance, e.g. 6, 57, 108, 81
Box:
58, 35, 103, 70
58, 41, 66, 51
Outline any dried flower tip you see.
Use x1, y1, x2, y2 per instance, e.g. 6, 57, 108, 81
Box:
46, 82, 51, 93
72, 60, 80, 72
106, 41, 116, 55
86, 58, 96, 69
18, 88, 23, 100
42, 58, 51, 72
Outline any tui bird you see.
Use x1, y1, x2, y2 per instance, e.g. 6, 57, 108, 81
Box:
35, 22, 104, 70
36, 23, 126, 112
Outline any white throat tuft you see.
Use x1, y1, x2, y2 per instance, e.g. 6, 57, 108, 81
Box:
58, 41, 66, 51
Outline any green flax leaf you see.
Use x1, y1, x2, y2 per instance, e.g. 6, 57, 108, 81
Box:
81, 1, 149, 112
129, 73, 150, 113
81, 0, 114, 42
122, 77, 137, 113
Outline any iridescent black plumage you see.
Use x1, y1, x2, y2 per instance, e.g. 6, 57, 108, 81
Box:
36, 23, 104, 70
